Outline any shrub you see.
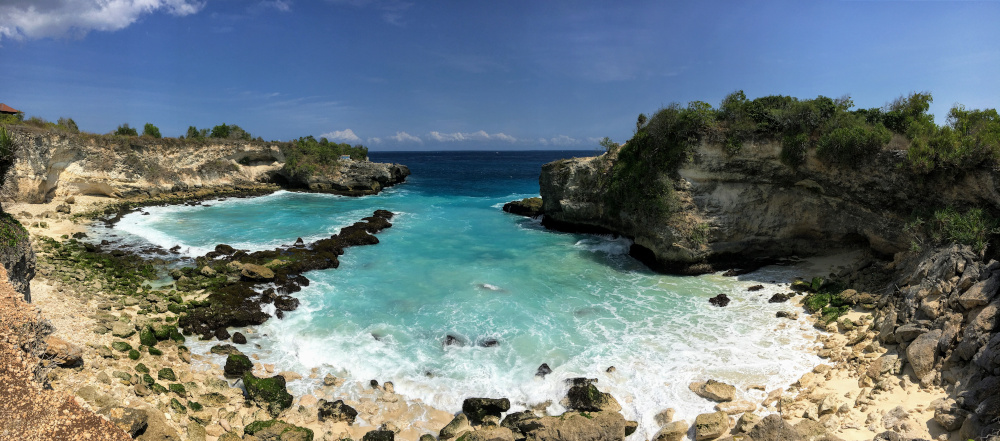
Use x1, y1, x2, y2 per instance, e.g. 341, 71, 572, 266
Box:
115, 124, 138, 136
57, 117, 79, 133
283, 136, 368, 179
210, 123, 251, 140
143, 123, 161, 138
816, 121, 891, 166
780, 133, 809, 168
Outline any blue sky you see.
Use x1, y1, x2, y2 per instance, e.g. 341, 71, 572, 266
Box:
1, 1, 999, 151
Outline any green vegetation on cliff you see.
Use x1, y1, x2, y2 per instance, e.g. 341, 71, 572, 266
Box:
283, 136, 369, 180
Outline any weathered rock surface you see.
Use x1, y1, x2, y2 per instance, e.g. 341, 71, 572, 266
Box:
689, 379, 736, 402
693, 411, 728, 440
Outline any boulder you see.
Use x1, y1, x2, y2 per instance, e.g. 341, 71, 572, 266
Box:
200, 266, 217, 277
501, 411, 544, 436
689, 379, 736, 402
535, 363, 552, 378
463, 426, 516, 441
768, 293, 790, 303
735, 412, 760, 433
224, 353, 253, 379
440, 413, 473, 440
317, 399, 358, 424
463, 397, 511, 425
111, 322, 136, 338
931, 398, 969, 431
523, 411, 625, 441
906, 329, 943, 382
747, 414, 801, 441
503, 197, 544, 218
959, 271, 1000, 309
363, 430, 395, 441
693, 411, 728, 440
243, 373, 294, 417
232, 332, 247, 344
243, 419, 314, 441
43, 335, 83, 367
565, 383, 621, 412
709, 294, 730, 307
653, 421, 688, 441
241, 263, 275, 281
210, 344, 241, 355
99, 406, 149, 437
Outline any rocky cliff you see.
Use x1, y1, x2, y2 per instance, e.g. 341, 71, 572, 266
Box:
0, 128, 409, 203
540, 141, 1000, 273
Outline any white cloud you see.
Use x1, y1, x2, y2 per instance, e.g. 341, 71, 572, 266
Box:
259, 0, 292, 12
389, 131, 422, 143
428, 130, 518, 143
543, 135, 580, 146
320, 128, 361, 143
0, 0, 205, 41
367, 137, 382, 144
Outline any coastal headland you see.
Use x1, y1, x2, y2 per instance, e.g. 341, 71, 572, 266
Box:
3, 91, 1000, 441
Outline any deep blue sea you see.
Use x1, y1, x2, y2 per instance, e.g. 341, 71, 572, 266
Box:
107, 150, 821, 438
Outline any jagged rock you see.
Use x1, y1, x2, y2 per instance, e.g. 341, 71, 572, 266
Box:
735, 412, 760, 433
960, 271, 1000, 309
503, 197, 544, 217
535, 363, 552, 378
501, 411, 544, 436
43, 335, 83, 367
463, 426, 516, 441
440, 414, 473, 440
463, 398, 511, 425
932, 398, 969, 431
709, 294, 730, 307
200, 266, 217, 277
363, 430, 395, 441
210, 344, 241, 355
223, 353, 253, 378
565, 383, 621, 412
768, 293, 790, 303
974, 331, 1000, 374
906, 329, 943, 382
747, 414, 801, 441
241, 263, 275, 281
243, 373, 293, 417
187, 422, 206, 441
693, 411, 728, 441
881, 406, 910, 432
653, 421, 688, 441
244, 419, 314, 441
654, 409, 675, 427
893, 323, 927, 343
232, 332, 247, 344
318, 399, 358, 424
689, 379, 736, 402
99, 406, 148, 437
111, 322, 136, 338
873, 431, 901, 441
55, 203, 71, 214
523, 411, 625, 441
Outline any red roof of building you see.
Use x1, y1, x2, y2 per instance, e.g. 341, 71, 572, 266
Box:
0, 103, 20, 114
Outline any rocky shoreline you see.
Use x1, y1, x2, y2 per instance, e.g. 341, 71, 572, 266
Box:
3, 190, 985, 441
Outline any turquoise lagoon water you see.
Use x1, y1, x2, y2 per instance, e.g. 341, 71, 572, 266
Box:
108, 151, 821, 438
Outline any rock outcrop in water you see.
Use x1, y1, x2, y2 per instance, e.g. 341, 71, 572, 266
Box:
1, 127, 409, 202
538, 142, 1000, 273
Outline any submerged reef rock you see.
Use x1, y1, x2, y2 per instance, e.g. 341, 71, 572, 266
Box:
178, 210, 395, 339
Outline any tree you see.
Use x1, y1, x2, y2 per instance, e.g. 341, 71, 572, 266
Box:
210, 123, 231, 139
115, 123, 138, 136
143, 123, 161, 139
57, 117, 79, 133
599, 137, 619, 152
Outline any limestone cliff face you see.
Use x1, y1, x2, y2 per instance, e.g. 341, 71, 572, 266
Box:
540, 141, 1000, 272
1, 128, 408, 202
0, 212, 34, 302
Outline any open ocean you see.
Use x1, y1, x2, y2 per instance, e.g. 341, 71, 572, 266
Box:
107, 150, 821, 439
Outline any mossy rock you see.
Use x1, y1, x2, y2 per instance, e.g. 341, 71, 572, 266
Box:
148, 346, 163, 356
134, 363, 149, 374
167, 303, 186, 314
111, 341, 132, 352
243, 372, 293, 417
169, 383, 187, 397
170, 397, 187, 414
128, 349, 141, 360
224, 353, 253, 379
151, 383, 168, 394
170, 329, 185, 344
244, 419, 314, 441
158, 368, 177, 381
142, 374, 155, 385
153, 323, 177, 340
188, 401, 204, 412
